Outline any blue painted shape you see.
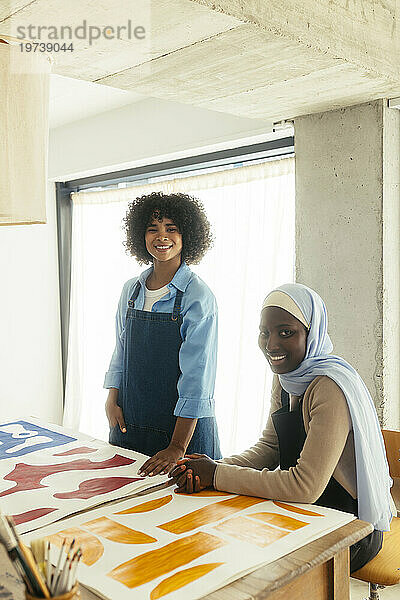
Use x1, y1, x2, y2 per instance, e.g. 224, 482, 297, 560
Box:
0, 421, 76, 459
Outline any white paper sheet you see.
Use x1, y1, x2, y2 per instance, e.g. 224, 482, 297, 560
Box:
0, 418, 166, 533
24, 487, 355, 600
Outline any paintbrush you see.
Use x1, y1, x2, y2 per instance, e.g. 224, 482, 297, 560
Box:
31, 538, 46, 579
46, 541, 52, 590
5, 516, 49, 598
51, 539, 68, 596
19, 542, 50, 598
0, 515, 40, 596
54, 551, 72, 596
66, 548, 81, 592
67, 549, 81, 594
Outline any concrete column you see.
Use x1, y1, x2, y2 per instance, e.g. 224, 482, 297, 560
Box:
383, 106, 400, 429
295, 100, 400, 427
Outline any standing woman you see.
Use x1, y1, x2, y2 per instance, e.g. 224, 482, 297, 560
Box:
170, 283, 393, 573
105, 191, 221, 477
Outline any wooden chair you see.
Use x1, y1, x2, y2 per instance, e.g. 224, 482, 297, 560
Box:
382, 429, 400, 516
351, 429, 400, 599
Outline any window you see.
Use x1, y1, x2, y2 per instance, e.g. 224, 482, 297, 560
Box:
63, 157, 295, 455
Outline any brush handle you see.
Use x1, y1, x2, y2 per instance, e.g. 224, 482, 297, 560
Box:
10, 546, 42, 596
20, 543, 50, 599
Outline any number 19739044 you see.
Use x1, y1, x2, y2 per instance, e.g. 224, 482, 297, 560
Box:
20, 42, 74, 52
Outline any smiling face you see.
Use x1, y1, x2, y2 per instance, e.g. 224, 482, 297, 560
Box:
145, 215, 183, 265
258, 306, 308, 374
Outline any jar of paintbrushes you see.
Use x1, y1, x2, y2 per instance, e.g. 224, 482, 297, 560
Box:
26, 584, 80, 600
0, 514, 81, 599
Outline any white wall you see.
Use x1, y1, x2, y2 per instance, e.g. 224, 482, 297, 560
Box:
49, 97, 272, 180
0, 183, 63, 423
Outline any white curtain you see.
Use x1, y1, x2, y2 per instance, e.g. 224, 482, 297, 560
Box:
63, 157, 295, 456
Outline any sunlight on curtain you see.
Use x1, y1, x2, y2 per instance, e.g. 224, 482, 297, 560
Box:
63, 157, 295, 456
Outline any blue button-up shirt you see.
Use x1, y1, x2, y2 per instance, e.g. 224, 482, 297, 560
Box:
104, 262, 217, 419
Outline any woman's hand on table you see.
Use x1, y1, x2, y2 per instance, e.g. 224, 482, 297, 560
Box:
169, 454, 217, 493
138, 444, 184, 477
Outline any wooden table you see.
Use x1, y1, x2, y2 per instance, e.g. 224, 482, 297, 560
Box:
203, 519, 373, 600
0, 519, 372, 600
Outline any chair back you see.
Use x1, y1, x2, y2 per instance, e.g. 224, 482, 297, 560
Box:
381, 429, 400, 478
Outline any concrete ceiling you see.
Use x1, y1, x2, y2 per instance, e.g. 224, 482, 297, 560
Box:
1, 0, 399, 123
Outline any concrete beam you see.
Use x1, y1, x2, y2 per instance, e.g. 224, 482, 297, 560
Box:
0, 0, 240, 79
98, 24, 400, 121
98, 25, 341, 99
2, 0, 400, 125
0, 1, 32, 23
192, 0, 400, 82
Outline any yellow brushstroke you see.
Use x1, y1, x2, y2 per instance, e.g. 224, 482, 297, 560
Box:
214, 516, 289, 547
108, 532, 226, 588
273, 501, 323, 517
83, 516, 156, 544
150, 563, 223, 600
46, 527, 103, 566
178, 490, 231, 497
115, 495, 173, 514
158, 495, 265, 534
250, 512, 307, 531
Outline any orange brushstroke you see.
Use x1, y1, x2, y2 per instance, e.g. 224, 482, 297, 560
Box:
158, 495, 265, 534
178, 490, 231, 497
214, 516, 289, 547
115, 495, 172, 514
273, 501, 323, 517
250, 512, 307, 531
84, 517, 156, 544
150, 563, 224, 599
47, 527, 103, 566
108, 532, 226, 588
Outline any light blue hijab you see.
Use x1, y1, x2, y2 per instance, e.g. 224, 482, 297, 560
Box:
265, 283, 393, 531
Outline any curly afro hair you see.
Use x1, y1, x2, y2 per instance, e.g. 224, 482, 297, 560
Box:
123, 191, 213, 265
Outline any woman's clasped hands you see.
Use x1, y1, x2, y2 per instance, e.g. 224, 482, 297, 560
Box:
169, 453, 217, 493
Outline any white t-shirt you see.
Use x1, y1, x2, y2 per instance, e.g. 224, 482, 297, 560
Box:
143, 284, 169, 311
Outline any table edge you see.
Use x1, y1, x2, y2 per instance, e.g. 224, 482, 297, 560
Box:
201, 519, 373, 599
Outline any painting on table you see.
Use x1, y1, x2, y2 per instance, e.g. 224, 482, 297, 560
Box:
0, 418, 166, 533
0, 420, 76, 459
24, 487, 355, 600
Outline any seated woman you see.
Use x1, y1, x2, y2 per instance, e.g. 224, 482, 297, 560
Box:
169, 283, 394, 573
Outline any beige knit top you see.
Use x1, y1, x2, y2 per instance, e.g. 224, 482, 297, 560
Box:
214, 374, 357, 503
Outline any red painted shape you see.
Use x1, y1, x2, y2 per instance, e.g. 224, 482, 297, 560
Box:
53, 446, 97, 456
0, 455, 135, 497
53, 477, 141, 499
12, 507, 58, 525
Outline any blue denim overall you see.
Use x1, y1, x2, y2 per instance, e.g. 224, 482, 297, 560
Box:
109, 281, 221, 459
